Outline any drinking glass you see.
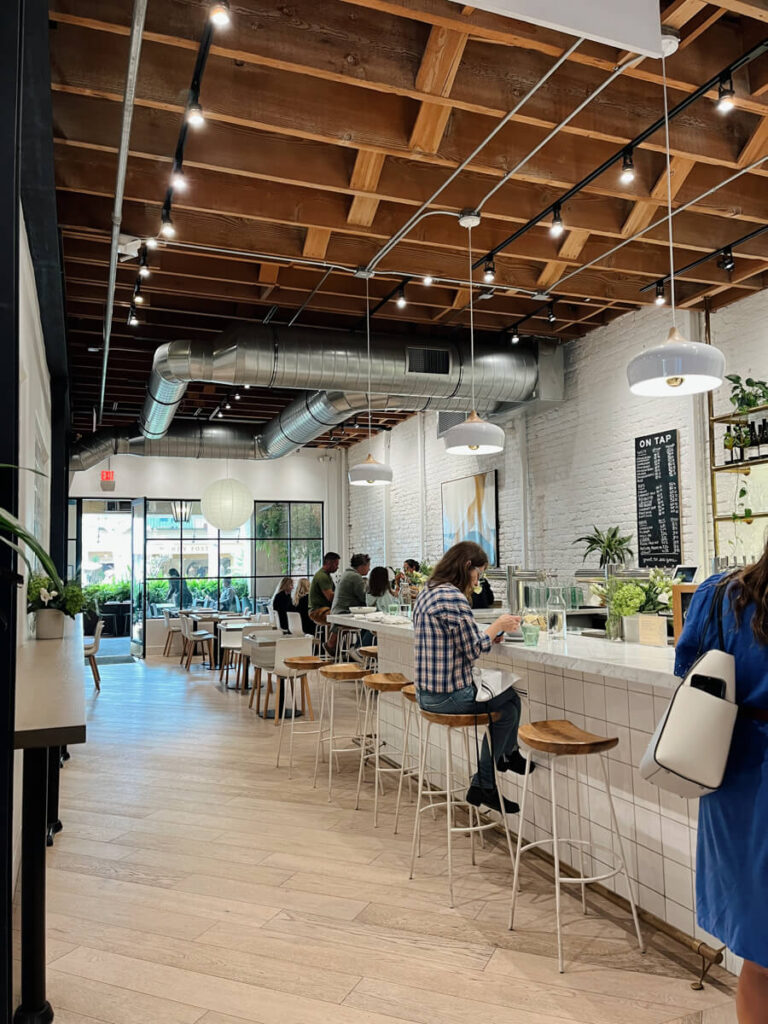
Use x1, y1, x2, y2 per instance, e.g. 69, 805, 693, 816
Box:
388, 602, 399, 616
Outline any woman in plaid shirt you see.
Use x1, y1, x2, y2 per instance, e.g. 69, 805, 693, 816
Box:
413, 541, 527, 815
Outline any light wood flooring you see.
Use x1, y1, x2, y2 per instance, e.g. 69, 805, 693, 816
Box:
14, 655, 738, 1024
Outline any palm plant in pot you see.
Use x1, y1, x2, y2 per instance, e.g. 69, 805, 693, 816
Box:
573, 526, 634, 569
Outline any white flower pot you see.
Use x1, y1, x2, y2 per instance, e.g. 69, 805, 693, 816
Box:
35, 608, 66, 639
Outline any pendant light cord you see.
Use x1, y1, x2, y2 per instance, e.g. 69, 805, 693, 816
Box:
467, 224, 476, 413
661, 55, 677, 328
366, 276, 372, 442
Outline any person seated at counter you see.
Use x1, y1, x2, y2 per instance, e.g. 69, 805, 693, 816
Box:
330, 553, 370, 660
219, 576, 238, 612
293, 577, 314, 635
309, 551, 340, 650
404, 558, 420, 574
359, 565, 394, 646
413, 540, 527, 816
471, 574, 495, 609
272, 575, 295, 632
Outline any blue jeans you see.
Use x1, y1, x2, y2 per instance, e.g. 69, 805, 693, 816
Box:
417, 684, 521, 790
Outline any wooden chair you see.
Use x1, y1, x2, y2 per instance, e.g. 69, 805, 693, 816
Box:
84, 619, 105, 690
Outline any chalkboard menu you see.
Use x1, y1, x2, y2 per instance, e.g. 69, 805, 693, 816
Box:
635, 430, 681, 568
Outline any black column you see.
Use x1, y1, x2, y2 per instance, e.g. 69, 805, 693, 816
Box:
0, 0, 23, 1020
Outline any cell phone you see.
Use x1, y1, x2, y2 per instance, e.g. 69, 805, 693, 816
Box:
690, 674, 726, 699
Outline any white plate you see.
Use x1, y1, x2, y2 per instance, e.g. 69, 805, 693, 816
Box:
349, 606, 376, 615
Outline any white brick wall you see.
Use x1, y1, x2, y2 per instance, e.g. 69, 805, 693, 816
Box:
347, 296, 768, 575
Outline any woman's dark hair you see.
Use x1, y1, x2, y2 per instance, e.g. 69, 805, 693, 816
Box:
351, 553, 370, 569
168, 568, 179, 578
729, 539, 768, 645
428, 541, 488, 599
404, 558, 420, 572
368, 566, 390, 598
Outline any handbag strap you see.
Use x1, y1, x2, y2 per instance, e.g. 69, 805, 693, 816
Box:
696, 579, 727, 657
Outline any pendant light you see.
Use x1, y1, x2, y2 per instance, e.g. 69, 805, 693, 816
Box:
627, 58, 725, 397
443, 223, 505, 456
348, 278, 393, 486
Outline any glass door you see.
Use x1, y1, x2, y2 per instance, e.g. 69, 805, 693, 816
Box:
130, 498, 146, 658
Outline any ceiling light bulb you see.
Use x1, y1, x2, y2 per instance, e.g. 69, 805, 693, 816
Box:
422, 274, 433, 286
511, 330, 520, 345
547, 303, 556, 324
244, 383, 250, 389
171, 169, 187, 191
186, 102, 204, 127
224, 401, 231, 410
550, 203, 564, 238
217, 410, 224, 418
145, 237, 158, 250
395, 288, 407, 309
139, 264, 150, 279
234, 391, 241, 400
717, 77, 735, 113
134, 292, 144, 304
654, 282, 666, 306
718, 248, 735, 273
620, 150, 635, 185
160, 212, 175, 238
128, 306, 139, 327
209, 1, 231, 26
483, 260, 495, 284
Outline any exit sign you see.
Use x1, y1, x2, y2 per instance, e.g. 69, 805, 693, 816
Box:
101, 470, 114, 482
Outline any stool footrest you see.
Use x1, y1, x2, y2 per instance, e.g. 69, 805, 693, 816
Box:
518, 836, 623, 885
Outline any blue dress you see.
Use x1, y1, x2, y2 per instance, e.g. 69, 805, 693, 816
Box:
675, 572, 768, 967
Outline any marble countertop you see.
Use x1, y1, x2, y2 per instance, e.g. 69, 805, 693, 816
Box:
329, 613, 678, 689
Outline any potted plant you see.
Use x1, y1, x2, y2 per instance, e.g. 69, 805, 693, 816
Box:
618, 569, 678, 647
725, 374, 768, 414
27, 572, 86, 638
573, 526, 634, 568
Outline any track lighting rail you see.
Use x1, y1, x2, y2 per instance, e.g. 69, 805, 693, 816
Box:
638, 222, 768, 294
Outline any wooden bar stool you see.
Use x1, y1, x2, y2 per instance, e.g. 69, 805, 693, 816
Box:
314, 662, 368, 800
409, 708, 516, 907
276, 654, 327, 778
355, 672, 411, 827
509, 719, 645, 973
358, 645, 378, 671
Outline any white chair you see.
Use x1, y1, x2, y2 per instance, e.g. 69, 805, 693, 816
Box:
162, 609, 181, 657
286, 612, 310, 637
219, 626, 245, 689
246, 632, 278, 715
84, 619, 105, 690
179, 614, 214, 670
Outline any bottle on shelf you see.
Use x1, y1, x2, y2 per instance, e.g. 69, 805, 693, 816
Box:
748, 421, 760, 460
723, 426, 735, 463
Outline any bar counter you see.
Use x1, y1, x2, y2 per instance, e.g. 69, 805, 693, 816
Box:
329, 612, 736, 972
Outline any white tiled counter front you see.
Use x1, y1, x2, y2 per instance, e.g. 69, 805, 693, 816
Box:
330, 614, 736, 972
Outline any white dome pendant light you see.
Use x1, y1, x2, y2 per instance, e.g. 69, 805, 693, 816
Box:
444, 222, 505, 455
627, 57, 724, 397
348, 277, 394, 487
201, 477, 253, 531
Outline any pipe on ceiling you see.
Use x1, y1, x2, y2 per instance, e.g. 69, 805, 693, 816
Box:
138, 324, 539, 441
98, 0, 148, 426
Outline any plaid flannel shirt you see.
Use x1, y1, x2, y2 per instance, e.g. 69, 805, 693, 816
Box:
413, 583, 492, 694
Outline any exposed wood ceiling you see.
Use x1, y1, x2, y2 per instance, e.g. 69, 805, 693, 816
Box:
50, 0, 768, 443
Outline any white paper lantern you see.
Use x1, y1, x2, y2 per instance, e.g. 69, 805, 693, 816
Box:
201, 478, 253, 531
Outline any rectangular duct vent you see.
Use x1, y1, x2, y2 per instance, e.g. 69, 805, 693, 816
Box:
106, 500, 132, 512
437, 411, 465, 438
407, 348, 450, 374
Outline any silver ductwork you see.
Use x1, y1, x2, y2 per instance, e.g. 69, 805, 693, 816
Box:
139, 325, 538, 440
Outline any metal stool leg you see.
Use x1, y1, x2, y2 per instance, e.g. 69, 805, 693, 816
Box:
550, 759, 565, 974
509, 749, 533, 930
409, 719, 431, 878
393, 698, 413, 835
462, 728, 477, 863
373, 691, 382, 828
312, 677, 328, 788
445, 726, 455, 908
573, 757, 587, 914
355, 687, 373, 811
599, 755, 645, 954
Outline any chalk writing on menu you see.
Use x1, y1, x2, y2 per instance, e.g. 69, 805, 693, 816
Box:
634, 430, 681, 568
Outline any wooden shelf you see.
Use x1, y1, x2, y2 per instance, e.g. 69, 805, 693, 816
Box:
713, 455, 768, 473
711, 403, 768, 425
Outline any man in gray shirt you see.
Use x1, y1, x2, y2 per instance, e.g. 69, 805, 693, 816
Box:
329, 553, 370, 660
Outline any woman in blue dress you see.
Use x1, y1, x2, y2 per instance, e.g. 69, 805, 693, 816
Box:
675, 539, 768, 1022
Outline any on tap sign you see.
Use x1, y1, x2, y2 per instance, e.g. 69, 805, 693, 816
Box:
466, 1, 662, 58
100, 469, 115, 492
634, 430, 681, 569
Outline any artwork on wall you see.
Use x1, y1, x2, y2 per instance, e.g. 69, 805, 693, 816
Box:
441, 470, 498, 565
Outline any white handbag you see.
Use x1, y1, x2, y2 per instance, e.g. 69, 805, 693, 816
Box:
638, 584, 738, 798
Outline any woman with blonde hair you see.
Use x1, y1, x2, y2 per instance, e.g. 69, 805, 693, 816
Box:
293, 577, 313, 635
271, 575, 294, 632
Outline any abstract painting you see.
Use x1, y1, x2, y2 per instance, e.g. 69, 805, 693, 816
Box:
441, 471, 498, 565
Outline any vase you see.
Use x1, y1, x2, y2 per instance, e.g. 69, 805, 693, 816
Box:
35, 608, 66, 639
605, 614, 623, 640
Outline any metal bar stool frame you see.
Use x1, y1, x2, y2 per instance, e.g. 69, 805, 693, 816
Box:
275, 654, 328, 779
354, 673, 412, 828
313, 662, 370, 801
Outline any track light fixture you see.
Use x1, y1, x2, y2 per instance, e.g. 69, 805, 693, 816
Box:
171, 167, 187, 191
395, 287, 407, 309
654, 281, 666, 305
422, 274, 433, 286
209, 1, 231, 26
138, 246, 150, 278
133, 281, 144, 304
620, 149, 635, 185
127, 306, 139, 327
483, 260, 496, 284
547, 303, 556, 324
145, 237, 158, 250
718, 247, 735, 272
160, 209, 175, 238
511, 329, 520, 344
550, 203, 564, 238
234, 391, 241, 400
244, 383, 250, 389
217, 409, 223, 419
224, 400, 231, 410
717, 75, 735, 113
186, 101, 204, 127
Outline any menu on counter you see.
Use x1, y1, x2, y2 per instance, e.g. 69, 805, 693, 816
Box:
634, 430, 681, 568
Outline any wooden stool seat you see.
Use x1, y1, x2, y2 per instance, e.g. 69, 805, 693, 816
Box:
519, 719, 618, 756
283, 656, 327, 670
363, 672, 411, 693
420, 708, 501, 729
320, 663, 368, 682
358, 645, 378, 658
401, 684, 417, 703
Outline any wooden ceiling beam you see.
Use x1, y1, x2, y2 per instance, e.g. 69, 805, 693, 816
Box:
409, 24, 468, 154
620, 155, 697, 236
302, 227, 332, 260
347, 149, 387, 227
